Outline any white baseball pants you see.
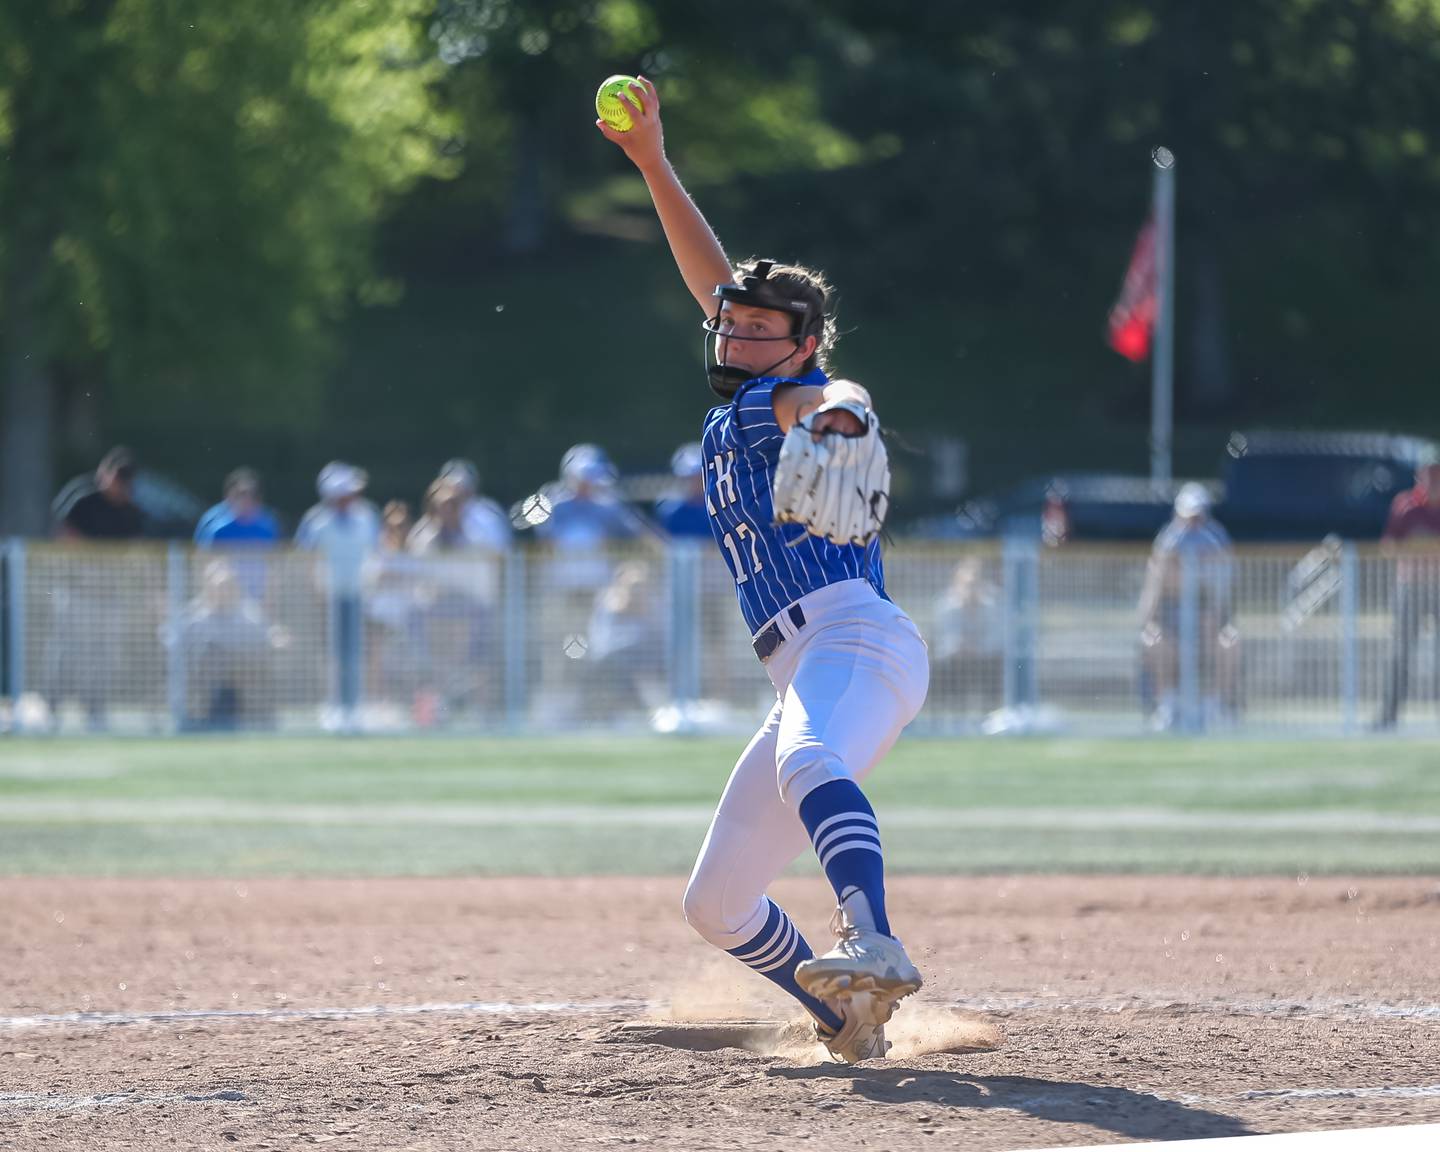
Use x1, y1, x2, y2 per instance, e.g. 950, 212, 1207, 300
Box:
682, 578, 930, 949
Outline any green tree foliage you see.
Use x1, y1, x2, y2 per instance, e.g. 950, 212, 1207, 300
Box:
0, 0, 453, 533
12, 1, 1440, 528
342, 0, 1440, 515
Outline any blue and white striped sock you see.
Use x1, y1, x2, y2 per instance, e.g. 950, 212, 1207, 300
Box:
725, 899, 842, 1033
797, 778, 891, 937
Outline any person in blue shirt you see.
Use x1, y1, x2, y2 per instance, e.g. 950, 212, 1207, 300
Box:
194, 469, 281, 602
195, 469, 281, 547
600, 78, 929, 1064
655, 442, 712, 539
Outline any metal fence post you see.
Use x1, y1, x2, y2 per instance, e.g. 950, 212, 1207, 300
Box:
1001, 536, 1018, 711
1002, 534, 1038, 712
667, 540, 701, 711
1178, 549, 1200, 733
166, 543, 188, 732
325, 554, 339, 720
1340, 541, 1359, 734
4, 539, 25, 706
686, 543, 702, 706
504, 546, 527, 730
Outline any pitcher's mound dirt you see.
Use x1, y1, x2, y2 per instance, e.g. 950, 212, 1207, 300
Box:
1, 875, 1437, 1150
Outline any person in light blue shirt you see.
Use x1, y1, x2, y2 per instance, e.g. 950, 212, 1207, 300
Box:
1138, 483, 1238, 731
296, 461, 381, 730
535, 444, 648, 591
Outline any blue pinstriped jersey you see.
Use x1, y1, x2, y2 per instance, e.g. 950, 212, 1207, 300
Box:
702, 370, 886, 634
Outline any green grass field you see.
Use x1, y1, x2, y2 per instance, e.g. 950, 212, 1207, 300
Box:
1, 736, 1438, 876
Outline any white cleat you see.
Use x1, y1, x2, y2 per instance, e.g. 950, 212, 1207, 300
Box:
812, 991, 891, 1064
795, 909, 923, 1012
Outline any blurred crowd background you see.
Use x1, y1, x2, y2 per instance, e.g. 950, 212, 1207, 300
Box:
6, 2, 1440, 737
6, 2, 1440, 536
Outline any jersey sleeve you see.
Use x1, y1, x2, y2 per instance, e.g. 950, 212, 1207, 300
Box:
730, 380, 786, 451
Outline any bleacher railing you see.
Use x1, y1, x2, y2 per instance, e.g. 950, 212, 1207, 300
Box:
2, 537, 1437, 736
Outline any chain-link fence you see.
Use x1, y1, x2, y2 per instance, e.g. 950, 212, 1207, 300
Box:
3, 538, 1439, 735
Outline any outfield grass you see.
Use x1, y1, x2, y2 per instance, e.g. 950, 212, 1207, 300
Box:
1, 736, 1437, 876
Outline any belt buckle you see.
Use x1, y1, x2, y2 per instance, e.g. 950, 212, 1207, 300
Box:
752, 604, 806, 663
753, 624, 782, 663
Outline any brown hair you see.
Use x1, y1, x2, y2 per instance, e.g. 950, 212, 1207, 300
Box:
382, 499, 411, 528
733, 258, 837, 372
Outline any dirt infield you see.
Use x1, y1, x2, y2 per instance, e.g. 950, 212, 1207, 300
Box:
2, 875, 1438, 1150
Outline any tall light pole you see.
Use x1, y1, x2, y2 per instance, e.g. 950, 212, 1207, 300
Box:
1151, 146, 1176, 495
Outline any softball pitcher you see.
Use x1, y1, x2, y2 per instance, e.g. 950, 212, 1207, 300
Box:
598, 77, 929, 1063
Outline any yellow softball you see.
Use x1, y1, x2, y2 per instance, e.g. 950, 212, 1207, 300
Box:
596, 75, 641, 132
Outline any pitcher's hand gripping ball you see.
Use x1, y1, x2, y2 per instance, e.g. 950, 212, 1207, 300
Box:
596, 75, 642, 132
773, 400, 891, 547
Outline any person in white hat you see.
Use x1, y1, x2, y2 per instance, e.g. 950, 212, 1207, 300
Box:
296, 461, 380, 730
1137, 482, 1238, 731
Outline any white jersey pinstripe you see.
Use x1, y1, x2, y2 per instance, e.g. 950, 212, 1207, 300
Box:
701, 370, 887, 634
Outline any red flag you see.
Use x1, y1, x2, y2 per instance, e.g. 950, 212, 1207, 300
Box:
1107, 214, 1157, 362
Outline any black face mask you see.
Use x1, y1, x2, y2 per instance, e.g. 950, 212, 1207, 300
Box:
702, 261, 823, 399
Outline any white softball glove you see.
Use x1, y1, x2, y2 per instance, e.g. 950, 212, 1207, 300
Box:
772, 400, 891, 547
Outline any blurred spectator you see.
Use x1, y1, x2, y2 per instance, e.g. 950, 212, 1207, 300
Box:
51, 446, 144, 540
380, 499, 414, 552
930, 556, 1004, 717
296, 461, 379, 730
43, 447, 143, 729
655, 442, 712, 539
172, 558, 288, 730
194, 468, 281, 601
1137, 483, 1239, 731
583, 560, 665, 718
1376, 462, 1440, 729
535, 443, 649, 593
364, 501, 425, 714
1040, 481, 1070, 548
407, 476, 468, 553
537, 444, 648, 553
194, 468, 281, 546
530, 444, 649, 724
438, 457, 512, 553
407, 477, 498, 719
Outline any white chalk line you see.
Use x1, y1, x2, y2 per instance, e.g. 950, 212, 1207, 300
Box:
4, 1079, 1438, 1116
0, 1089, 249, 1112
5, 799, 1440, 834
945, 993, 1440, 1021
1239, 1084, 1440, 1102
1172, 1085, 1440, 1109
0, 998, 644, 1030
2, 992, 1435, 1033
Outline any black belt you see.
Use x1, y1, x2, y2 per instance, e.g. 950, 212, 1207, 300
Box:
752, 604, 806, 663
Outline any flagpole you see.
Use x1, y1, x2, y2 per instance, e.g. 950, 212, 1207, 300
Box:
1151, 146, 1176, 495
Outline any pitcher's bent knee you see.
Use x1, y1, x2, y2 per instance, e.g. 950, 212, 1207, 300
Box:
776, 742, 848, 809
681, 877, 717, 936
682, 874, 769, 950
